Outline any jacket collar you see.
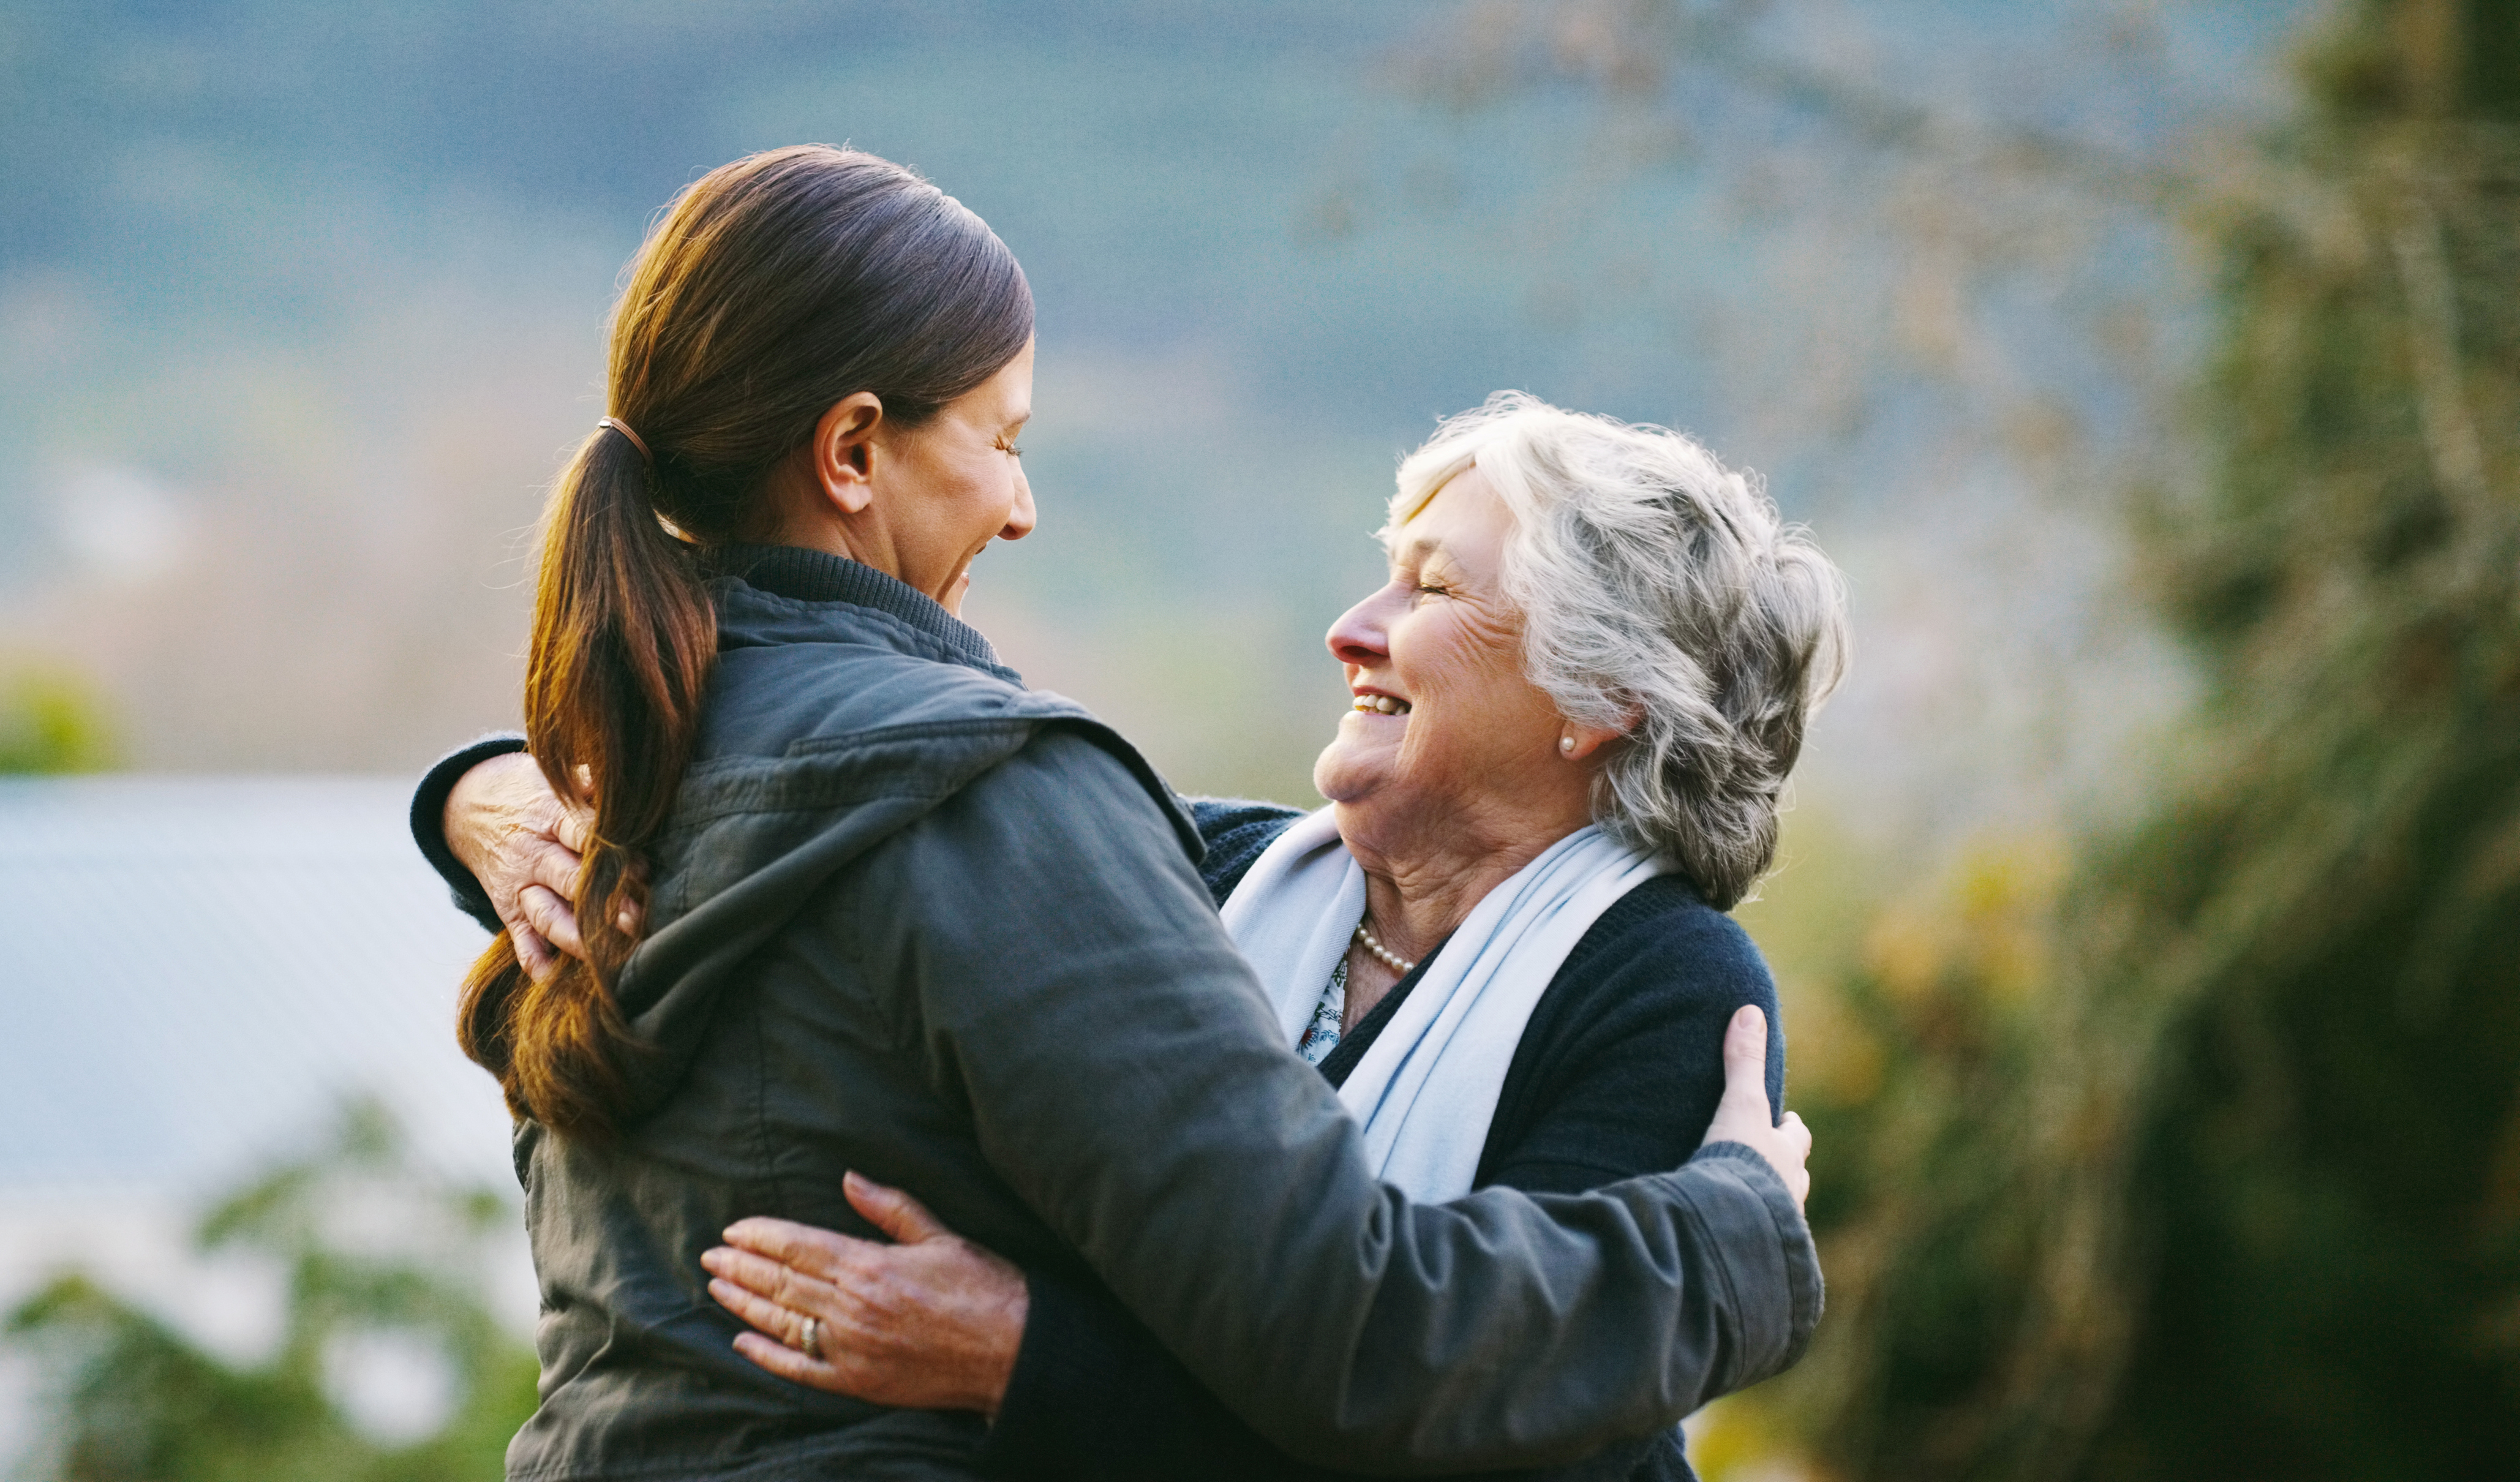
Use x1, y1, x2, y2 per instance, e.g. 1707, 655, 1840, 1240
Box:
702, 543, 1009, 676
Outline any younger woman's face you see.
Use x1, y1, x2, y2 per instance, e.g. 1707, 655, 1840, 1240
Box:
873, 340, 1037, 614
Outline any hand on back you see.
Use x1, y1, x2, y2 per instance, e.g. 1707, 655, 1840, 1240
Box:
444, 751, 601, 980
703, 1172, 1029, 1415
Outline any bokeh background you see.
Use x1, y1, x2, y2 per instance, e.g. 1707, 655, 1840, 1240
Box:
3, 1, 2515, 1478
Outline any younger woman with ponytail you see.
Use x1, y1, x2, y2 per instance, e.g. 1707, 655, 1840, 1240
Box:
417, 146, 1816, 1481
457, 145, 1035, 1140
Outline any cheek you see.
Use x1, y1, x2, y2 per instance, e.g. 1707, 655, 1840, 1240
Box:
1410, 626, 1555, 753
936, 455, 1009, 540
976, 458, 1023, 522
1401, 612, 1523, 713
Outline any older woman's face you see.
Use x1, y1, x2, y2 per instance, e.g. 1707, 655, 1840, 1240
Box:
1313, 468, 1581, 841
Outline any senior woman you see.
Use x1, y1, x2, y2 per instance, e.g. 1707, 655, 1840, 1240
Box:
426, 389, 1846, 1481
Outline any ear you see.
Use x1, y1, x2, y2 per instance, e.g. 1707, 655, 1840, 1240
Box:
805, 392, 886, 516
1558, 702, 1642, 762
1557, 723, 1624, 762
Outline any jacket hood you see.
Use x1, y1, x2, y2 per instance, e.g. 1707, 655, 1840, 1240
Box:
607, 547, 1196, 1121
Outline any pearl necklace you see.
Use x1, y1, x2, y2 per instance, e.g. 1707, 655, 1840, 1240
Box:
1352, 919, 1420, 976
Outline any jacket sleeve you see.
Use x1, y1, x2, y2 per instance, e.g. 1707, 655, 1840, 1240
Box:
407, 732, 527, 934
980, 889, 1802, 1482
862, 732, 1822, 1473
979, 1184, 1740, 1482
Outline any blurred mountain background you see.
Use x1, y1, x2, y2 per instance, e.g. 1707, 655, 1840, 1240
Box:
0, 0, 2279, 829
4, 1, 2514, 1478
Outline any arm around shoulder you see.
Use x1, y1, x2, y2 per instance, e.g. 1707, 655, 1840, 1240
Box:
867, 729, 1822, 1472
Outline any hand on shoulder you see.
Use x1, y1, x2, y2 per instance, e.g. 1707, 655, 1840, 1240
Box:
1699, 1006, 1811, 1210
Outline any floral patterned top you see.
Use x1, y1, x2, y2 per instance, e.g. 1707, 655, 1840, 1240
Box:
1295, 955, 1347, 1066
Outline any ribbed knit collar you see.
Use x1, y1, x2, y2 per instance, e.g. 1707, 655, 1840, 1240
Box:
701, 543, 1008, 676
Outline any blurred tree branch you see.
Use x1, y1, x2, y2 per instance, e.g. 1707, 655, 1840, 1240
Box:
1390, 2, 2520, 1478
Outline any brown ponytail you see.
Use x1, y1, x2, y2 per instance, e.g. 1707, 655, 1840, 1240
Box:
458, 146, 1034, 1138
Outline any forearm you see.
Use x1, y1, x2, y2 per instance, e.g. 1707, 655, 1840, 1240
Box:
899, 740, 1822, 1472
408, 732, 526, 931
1021, 1099, 1815, 1472
1311, 1149, 1818, 1469
987, 943, 1806, 1481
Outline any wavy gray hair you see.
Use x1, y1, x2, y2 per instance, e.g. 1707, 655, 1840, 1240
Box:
1391, 392, 1849, 910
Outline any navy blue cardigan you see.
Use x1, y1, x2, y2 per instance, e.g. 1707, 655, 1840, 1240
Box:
408, 764, 1786, 1482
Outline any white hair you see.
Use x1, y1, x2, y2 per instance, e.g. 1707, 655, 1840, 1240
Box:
1391, 391, 1849, 909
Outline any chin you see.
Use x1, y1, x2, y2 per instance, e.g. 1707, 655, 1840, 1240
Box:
1312, 736, 1386, 805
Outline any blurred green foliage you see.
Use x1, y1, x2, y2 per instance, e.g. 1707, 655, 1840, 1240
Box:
2069, 1, 2520, 1469
1713, 2, 2520, 1477
0, 669, 117, 774
1423, 1, 2520, 1477
3, 1102, 537, 1482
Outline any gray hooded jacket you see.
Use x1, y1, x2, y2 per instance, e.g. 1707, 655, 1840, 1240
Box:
502, 546, 1821, 1481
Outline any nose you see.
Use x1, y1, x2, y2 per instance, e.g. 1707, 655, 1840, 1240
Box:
1326, 585, 1395, 669
999, 465, 1037, 543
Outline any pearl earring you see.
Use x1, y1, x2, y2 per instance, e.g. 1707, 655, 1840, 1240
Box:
1560, 735, 1576, 754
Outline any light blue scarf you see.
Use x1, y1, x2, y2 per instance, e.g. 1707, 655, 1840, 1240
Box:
1218, 807, 1666, 1198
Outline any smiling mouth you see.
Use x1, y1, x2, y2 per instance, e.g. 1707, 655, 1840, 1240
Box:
1352, 694, 1413, 715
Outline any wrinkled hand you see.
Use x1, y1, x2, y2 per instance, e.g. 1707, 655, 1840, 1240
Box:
704, 1172, 1030, 1416
443, 751, 596, 981
1699, 1005, 1813, 1212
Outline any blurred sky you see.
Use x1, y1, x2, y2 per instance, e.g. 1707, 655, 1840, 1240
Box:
0, 0, 2319, 836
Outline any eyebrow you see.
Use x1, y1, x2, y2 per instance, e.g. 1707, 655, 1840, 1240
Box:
1383, 533, 1445, 563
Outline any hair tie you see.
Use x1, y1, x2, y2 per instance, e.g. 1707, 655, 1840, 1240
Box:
598, 416, 652, 464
